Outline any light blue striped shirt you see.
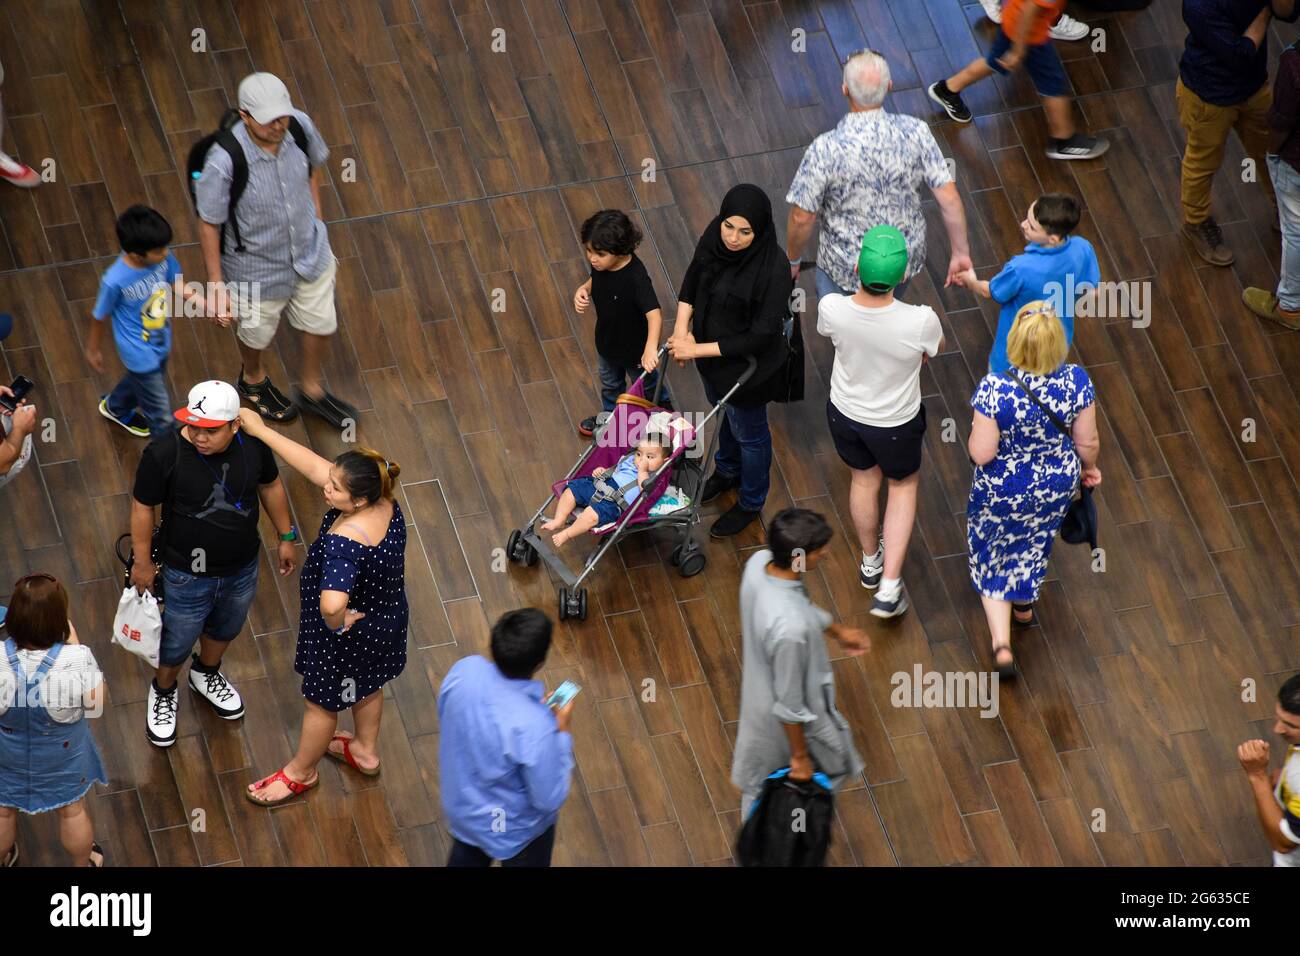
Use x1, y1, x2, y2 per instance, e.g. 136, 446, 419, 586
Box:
194, 109, 331, 300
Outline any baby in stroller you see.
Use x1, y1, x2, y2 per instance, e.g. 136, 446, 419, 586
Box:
541, 429, 673, 547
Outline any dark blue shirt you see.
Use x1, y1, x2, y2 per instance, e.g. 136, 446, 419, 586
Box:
1180, 1, 1299, 106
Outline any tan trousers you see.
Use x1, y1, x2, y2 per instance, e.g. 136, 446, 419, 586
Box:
1176, 78, 1275, 225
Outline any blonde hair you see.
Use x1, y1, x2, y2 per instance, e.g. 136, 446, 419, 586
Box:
1006, 300, 1068, 375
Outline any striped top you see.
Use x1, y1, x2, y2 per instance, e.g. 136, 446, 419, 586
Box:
194, 109, 332, 300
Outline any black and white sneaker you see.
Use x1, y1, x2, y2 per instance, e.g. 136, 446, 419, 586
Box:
928, 81, 972, 124
860, 544, 884, 590
1045, 134, 1109, 161
870, 587, 909, 619
146, 681, 179, 748
187, 656, 245, 720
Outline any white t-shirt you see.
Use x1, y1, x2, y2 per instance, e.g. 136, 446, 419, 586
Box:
817, 293, 943, 427
0, 413, 32, 490
0, 643, 102, 724
1275, 744, 1300, 867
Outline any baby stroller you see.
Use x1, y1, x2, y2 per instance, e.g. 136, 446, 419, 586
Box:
505, 347, 758, 621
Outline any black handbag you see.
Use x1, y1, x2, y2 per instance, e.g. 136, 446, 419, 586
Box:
773, 311, 806, 404
736, 768, 834, 867
1006, 370, 1098, 551
115, 528, 165, 602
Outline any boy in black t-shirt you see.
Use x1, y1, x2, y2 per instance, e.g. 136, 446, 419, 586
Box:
573, 210, 672, 436
129, 380, 299, 749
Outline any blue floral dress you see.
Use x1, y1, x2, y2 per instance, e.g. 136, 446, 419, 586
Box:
294, 501, 409, 712
966, 364, 1094, 602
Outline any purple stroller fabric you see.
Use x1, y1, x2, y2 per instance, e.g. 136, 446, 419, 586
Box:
550, 377, 696, 535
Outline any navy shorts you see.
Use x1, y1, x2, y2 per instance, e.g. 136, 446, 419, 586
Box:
566, 477, 622, 526
826, 401, 927, 480
986, 32, 1068, 99
159, 556, 259, 667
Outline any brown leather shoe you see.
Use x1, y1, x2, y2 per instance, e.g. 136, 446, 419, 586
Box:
1242, 287, 1300, 330
1183, 218, 1234, 266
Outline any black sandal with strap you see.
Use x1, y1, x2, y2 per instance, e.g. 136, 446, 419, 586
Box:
87, 842, 104, 868
1012, 602, 1036, 627
237, 370, 298, 423
993, 641, 1016, 680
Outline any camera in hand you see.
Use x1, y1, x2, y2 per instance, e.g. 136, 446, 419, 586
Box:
0, 375, 34, 412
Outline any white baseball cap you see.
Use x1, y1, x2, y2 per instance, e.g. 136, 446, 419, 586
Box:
238, 72, 294, 125
174, 381, 240, 427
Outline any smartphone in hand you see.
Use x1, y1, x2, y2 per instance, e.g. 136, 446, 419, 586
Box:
546, 680, 582, 710
0, 375, 35, 412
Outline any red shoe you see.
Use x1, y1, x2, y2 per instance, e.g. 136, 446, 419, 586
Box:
0, 159, 39, 189
244, 767, 319, 806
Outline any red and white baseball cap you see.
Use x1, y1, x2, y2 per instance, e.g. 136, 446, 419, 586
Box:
174, 380, 240, 427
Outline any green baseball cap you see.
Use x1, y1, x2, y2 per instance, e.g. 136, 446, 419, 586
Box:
857, 225, 908, 292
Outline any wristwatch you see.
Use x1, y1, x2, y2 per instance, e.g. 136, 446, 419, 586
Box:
280, 526, 298, 542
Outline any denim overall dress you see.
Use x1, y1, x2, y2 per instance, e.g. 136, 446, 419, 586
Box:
0, 638, 107, 813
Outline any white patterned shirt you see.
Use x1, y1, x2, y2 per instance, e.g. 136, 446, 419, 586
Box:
787, 110, 952, 290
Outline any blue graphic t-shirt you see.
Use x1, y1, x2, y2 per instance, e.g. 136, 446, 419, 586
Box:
987, 236, 1100, 375
92, 254, 180, 373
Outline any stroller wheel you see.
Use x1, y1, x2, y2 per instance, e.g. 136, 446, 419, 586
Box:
507, 529, 522, 564
522, 541, 538, 567
669, 544, 683, 567
679, 550, 707, 578
557, 586, 570, 621
576, 588, 588, 621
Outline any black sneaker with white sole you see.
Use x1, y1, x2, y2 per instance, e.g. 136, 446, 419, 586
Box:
1045, 134, 1109, 161
187, 655, 245, 719
146, 681, 179, 748
870, 589, 909, 619
928, 81, 972, 123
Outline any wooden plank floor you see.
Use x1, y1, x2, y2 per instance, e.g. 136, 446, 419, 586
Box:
3, 0, 1298, 866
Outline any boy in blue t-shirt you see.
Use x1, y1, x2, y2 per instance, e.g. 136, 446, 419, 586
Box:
86, 205, 202, 437
956, 192, 1099, 374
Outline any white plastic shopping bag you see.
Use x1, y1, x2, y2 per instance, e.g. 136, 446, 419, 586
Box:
112, 587, 162, 668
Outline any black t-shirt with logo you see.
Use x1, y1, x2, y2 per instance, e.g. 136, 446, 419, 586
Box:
591, 253, 661, 367
132, 426, 279, 576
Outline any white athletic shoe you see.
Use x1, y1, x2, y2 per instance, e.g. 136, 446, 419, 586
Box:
146, 682, 179, 748
187, 656, 245, 719
1049, 13, 1090, 42
979, 0, 1003, 23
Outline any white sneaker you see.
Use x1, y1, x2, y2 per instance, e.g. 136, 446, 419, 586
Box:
1049, 13, 1090, 42
187, 656, 245, 719
860, 540, 884, 590
979, 0, 1003, 23
146, 682, 179, 748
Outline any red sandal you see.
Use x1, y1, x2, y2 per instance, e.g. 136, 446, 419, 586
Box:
326, 733, 381, 777
245, 767, 319, 806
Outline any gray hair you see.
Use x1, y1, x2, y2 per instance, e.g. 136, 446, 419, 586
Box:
843, 51, 890, 108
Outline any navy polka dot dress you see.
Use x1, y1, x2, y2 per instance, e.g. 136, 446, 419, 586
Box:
294, 501, 409, 712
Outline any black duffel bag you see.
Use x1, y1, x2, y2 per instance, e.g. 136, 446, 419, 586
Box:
736, 768, 835, 867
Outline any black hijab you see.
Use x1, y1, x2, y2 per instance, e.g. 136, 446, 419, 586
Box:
683, 183, 786, 325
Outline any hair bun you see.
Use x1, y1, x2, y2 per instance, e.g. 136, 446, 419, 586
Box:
384, 459, 401, 482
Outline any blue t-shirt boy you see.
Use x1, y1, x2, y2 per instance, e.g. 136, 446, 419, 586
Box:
92, 254, 181, 373
987, 236, 1099, 374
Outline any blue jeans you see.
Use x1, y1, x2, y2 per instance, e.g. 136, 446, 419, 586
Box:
1269, 153, 1300, 312
598, 353, 671, 411
158, 555, 259, 667
106, 357, 172, 434
448, 824, 556, 867
815, 266, 910, 301
702, 377, 771, 512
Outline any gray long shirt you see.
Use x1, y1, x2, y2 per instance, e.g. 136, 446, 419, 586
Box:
194, 109, 331, 300
731, 550, 864, 796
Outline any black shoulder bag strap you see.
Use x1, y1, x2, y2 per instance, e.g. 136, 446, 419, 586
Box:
1005, 370, 1072, 442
